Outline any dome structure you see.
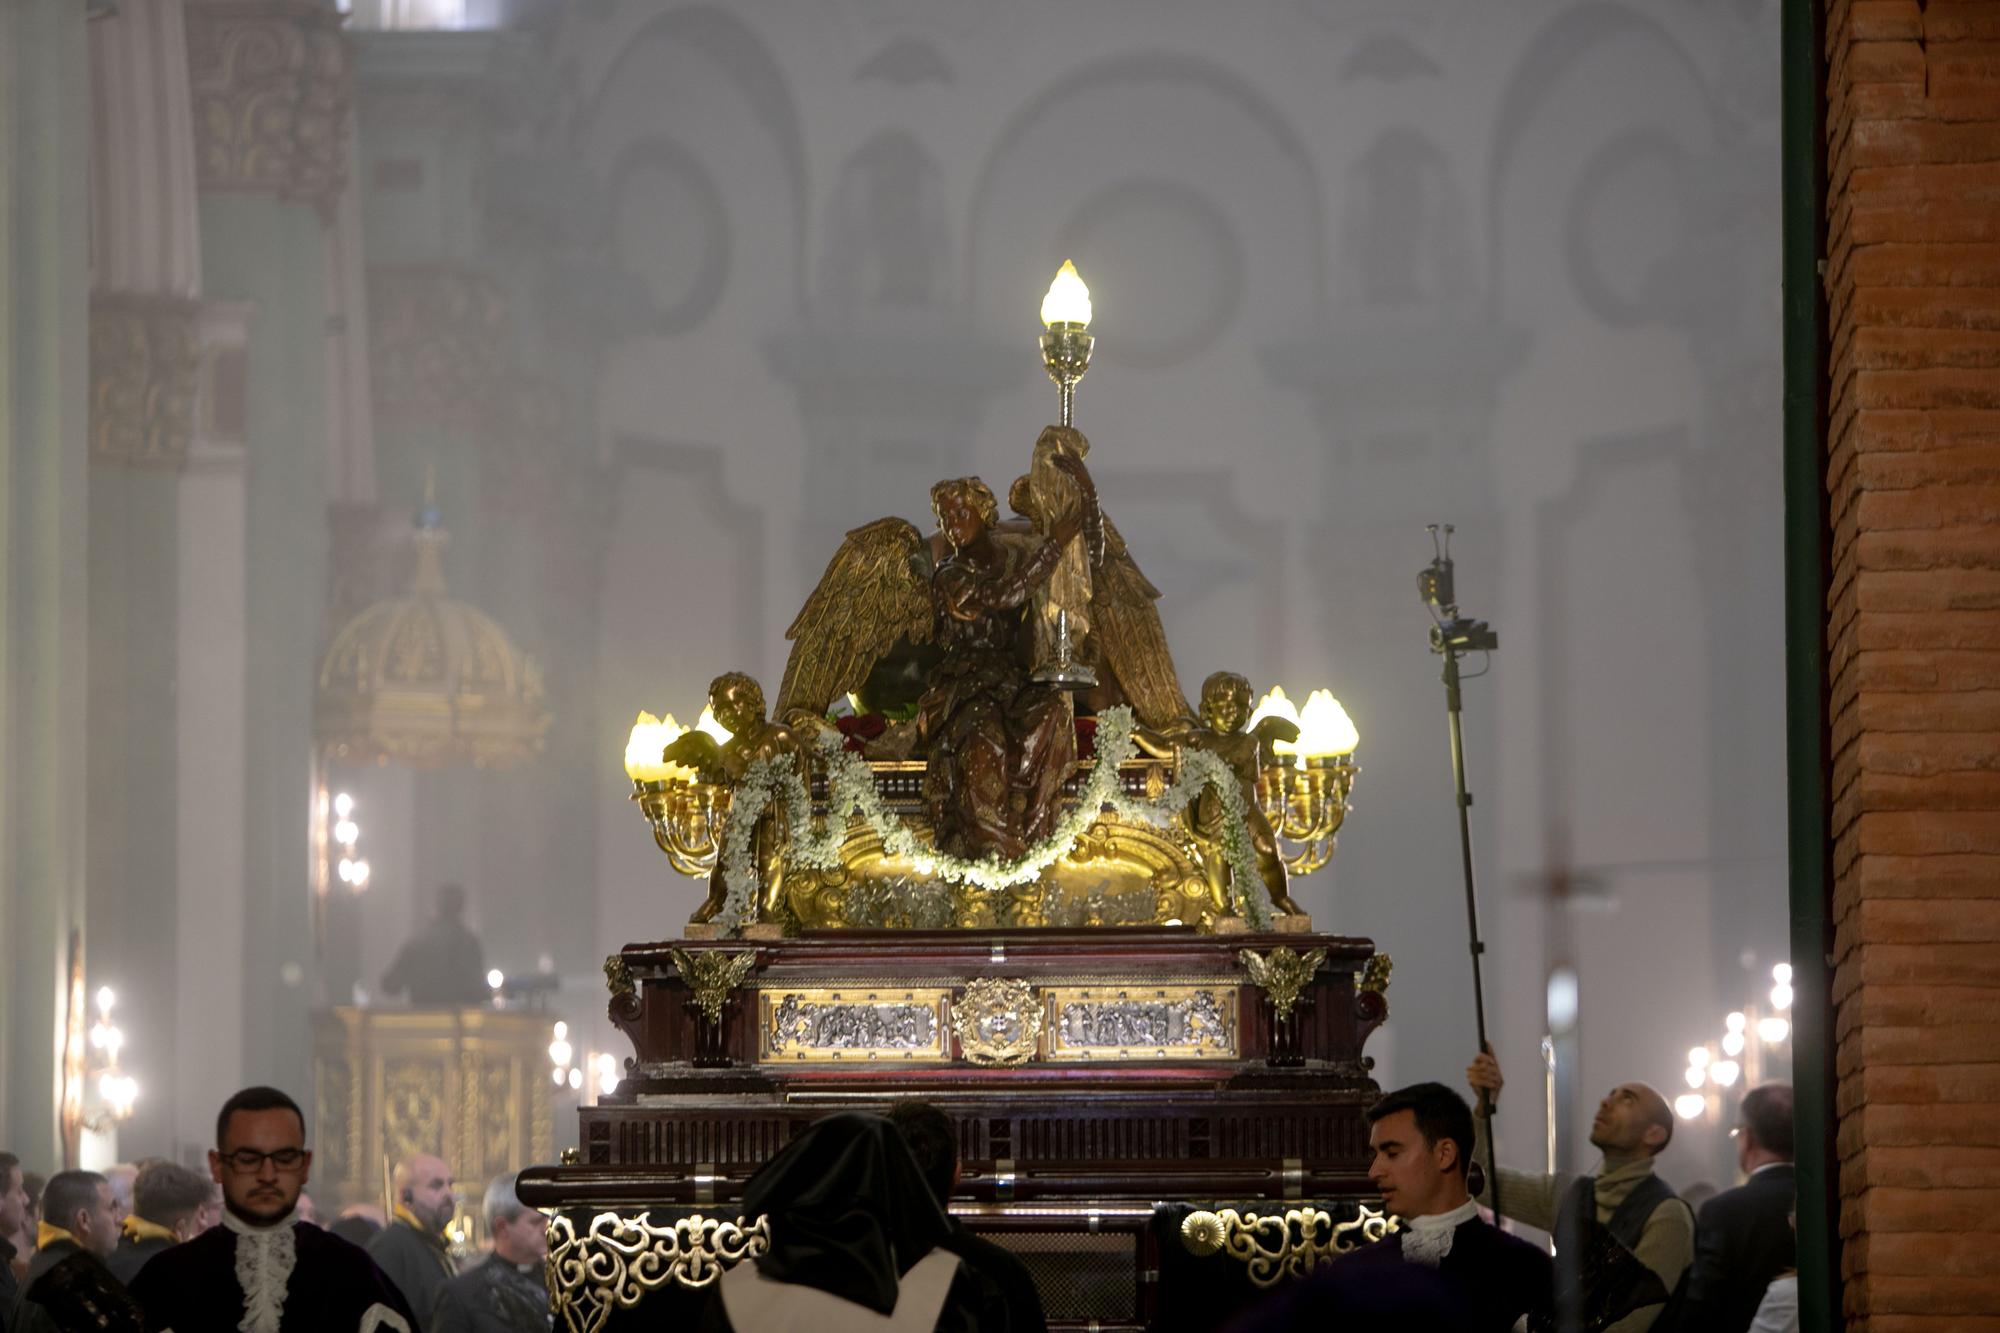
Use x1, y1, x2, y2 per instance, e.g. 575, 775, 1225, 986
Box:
316, 506, 549, 769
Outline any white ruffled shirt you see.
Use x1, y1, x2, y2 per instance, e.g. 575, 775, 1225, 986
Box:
1398, 1198, 1482, 1269
180, 1210, 409, 1333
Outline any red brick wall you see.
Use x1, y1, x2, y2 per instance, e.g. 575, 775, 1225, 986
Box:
1825, 2, 2000, 1328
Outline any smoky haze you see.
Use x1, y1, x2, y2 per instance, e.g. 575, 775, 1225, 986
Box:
81, 0, 1789, 1199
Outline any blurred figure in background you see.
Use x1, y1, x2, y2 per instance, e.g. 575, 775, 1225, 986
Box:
1669, 1084, 1796, 1333
332, 1203, 387, 1250
370, 1153, 458, 1331
381, 883, 489, 1007
20, 1169, 143, 1331
107, 1160, 212, 1283
428, 1173, 548, 1333
0, 1153, 30, 1312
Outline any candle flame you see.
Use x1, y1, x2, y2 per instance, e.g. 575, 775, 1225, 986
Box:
1040, 259, 1092, 327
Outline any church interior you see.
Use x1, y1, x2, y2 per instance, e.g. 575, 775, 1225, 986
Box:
2, 1, 1993, 1330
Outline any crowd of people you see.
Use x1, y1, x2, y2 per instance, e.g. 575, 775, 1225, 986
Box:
2, 1049, 1795, 1332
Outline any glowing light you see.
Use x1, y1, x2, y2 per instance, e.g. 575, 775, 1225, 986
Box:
1278, 690, 1360, 762
566, 1067, 583, 1091
595, 1052, 619, 1096
1040, 259, 1092, 327
551, 1068, 565, 1086
1688, 1047, 1711, 1068
1726, 1011, 1747, 1033
1758, 1016, 1791, 1044
333, 792, 355, 818
1545, 968, 1580, 1030
553, 1021, 568, 1040
1773, 962, 1792, 985
333, 819, 359, 847
1248, 686, 1301, 737
487, 969, 505, 990
1685, 1066, 1706, 1089
1674, 1093, 1707, 1121
548, 1039, 572, 1068
1771, 983, 1793, 1011
1722, 1031, 1746, 1057
1711, 1059, 1741, 1087
623, 711, 694, 784
97, 986, 116, 1017
347, 860, 370, 889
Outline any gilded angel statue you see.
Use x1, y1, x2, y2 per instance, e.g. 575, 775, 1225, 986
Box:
775, 438, 1194, 860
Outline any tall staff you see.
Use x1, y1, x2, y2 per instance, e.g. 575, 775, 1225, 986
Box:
1418, 524, 1502, 1212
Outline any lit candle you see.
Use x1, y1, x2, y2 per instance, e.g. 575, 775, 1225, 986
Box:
1040, 259, 1092, 327
1293, 690, 1360, 760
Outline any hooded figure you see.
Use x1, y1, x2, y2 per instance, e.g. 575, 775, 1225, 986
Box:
698, 1113, 995, 1333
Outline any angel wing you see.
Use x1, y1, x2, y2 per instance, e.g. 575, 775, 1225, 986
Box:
1090, 514, 1193, 729
776, 516, 934, 720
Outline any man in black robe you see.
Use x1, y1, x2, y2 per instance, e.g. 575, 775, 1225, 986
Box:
1232, 1083, 1552, 1333
19, 1169, 145, 1332
369, 1153, 458, 1329
129, 1085, 416, 1332
107, 1160, 213, 1284
888, 1102, 1048, 1333
428, 1174, 547, 1333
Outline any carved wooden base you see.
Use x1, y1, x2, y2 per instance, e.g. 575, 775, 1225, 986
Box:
525, 928, 1394, 1330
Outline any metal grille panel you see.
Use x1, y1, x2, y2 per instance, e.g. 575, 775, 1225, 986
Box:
984, 1231, 1136, 1322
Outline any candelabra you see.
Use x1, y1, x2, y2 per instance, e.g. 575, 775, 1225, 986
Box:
631, 777, 730, 878
626, 710, 731, 878
1249, 686, 1362, 874
1258, 756, 1360, 875
1038, 259, 1094, 427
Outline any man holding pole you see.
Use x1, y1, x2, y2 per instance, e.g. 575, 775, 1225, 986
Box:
1466, 1050, 1695, 1332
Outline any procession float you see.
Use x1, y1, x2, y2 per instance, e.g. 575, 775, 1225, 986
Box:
521, 263, 1399, 1333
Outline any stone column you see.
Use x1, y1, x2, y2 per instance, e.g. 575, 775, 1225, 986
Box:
186, 0, 349, 1103
1823, 2, 2000, 1327
0, 0, 91, 1167
85, 0, 206, 1157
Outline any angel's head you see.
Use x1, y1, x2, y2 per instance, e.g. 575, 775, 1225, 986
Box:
1200, 671, 1253, 735
708, 671, 766, 736
930, 477, 999, 550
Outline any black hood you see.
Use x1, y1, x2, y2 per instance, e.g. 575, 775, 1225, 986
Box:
742, 1111, 954, 1314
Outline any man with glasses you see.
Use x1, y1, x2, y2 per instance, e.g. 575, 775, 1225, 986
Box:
128, 1086, 418, 1332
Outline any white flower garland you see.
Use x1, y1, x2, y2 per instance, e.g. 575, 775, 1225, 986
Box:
713, 706, 1274, 931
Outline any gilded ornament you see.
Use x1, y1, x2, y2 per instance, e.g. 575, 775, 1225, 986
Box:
1240, 947, 1328, 1024
89, 295, 200, 467
1176, 1204, 1398, 1287
951, 978, 1042, 1066
602, 955, 635, 1000
316, 499, 549, 770
1359, 953, 1393, 998
546, 1211, 769, 1333
669, 948, 759, 1027
183, 1, 349, 206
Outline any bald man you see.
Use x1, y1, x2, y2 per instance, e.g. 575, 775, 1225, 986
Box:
367, 1154, 457, 1331
1468, 1049, 1695, 1332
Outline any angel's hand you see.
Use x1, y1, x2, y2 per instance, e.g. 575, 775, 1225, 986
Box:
662, 731, 728, 782
1251, 715, 1300, 751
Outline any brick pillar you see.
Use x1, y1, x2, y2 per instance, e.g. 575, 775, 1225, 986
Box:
1824, 2, 2000, 1327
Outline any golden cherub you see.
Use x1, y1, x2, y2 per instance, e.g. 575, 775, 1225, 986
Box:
1136, 670, 1305, 918
664, 672, 810, 924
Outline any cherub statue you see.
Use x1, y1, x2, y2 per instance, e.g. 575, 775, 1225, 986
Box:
1135, 670, 1305, 918
663, 672, 810, 924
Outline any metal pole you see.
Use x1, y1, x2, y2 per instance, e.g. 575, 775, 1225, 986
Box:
1441, 647, 1502, 1218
